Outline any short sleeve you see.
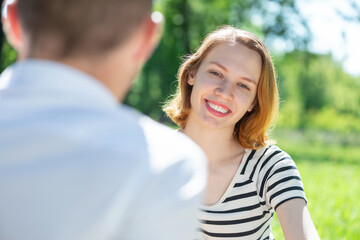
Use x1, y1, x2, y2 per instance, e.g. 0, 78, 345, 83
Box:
264, 154, 307, 211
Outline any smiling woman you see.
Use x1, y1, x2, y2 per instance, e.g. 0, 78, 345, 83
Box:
164, 26, 277, 149
186, 43, 261, 133
163, 26, 320, 240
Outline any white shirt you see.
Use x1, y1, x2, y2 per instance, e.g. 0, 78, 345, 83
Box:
0, 60, 207, 240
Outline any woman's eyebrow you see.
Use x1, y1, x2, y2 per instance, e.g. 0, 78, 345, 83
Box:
208, 61, 228, 72
208, 61, 257, 85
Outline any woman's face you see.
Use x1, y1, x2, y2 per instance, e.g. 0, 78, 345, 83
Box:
187, 43, 262, 132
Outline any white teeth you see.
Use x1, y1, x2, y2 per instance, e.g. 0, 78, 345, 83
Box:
207, 101, 229, 113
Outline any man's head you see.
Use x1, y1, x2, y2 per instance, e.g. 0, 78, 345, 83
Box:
4, 0, 152, 58
2, 0, 162, 100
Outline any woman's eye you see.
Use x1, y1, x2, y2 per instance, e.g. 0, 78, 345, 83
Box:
210, 71, 222, 77
237, 83, 250, 90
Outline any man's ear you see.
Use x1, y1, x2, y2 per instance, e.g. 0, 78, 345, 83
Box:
2, 0, 23, 52
133, 11, 163, 64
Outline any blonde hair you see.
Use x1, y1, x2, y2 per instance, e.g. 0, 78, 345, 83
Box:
163, 26, 278, 149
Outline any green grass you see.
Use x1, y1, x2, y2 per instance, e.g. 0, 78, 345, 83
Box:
270, 129, 360, 239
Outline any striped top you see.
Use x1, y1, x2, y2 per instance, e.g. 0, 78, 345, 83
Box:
195, 145, 306, 240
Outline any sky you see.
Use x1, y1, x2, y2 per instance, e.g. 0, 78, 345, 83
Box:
297, 0, 360, 76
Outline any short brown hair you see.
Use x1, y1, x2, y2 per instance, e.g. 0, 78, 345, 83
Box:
163, 26, 278, 149
17, 0, 152, 57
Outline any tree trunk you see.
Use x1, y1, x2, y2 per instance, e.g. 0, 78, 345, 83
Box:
179, 0, 190, 54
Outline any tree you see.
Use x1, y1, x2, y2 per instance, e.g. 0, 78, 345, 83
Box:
275, 50, 360, 132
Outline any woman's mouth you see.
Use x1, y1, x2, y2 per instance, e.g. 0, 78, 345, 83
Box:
205, 99, 232, 117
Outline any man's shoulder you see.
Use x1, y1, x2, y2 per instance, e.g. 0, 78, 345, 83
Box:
85, 105, 207, 169
137, 114, 206, 164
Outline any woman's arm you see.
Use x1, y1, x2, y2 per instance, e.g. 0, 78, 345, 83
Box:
276, 198, 320, 240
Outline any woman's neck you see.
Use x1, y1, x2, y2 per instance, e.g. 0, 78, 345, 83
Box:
183, 121, 244, 165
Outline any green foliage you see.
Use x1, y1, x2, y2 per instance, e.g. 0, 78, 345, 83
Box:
1, 41, 17, 72
275, 51, 360, 133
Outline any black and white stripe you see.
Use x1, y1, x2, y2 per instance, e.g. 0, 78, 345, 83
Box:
195, 145, 306, 240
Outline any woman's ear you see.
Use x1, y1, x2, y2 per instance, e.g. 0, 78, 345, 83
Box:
248, 99, 257, 112
187, 70, 195, 85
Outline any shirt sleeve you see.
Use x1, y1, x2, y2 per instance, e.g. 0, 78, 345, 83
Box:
264, 152, 307, 211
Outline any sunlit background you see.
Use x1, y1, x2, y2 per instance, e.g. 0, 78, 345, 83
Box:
1, 0, 359, 239
299, 0, 360, 76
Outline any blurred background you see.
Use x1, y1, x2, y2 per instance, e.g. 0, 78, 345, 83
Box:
1, 0, 359, 238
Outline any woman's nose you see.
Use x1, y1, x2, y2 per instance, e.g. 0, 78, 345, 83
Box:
214, 81, 233, 101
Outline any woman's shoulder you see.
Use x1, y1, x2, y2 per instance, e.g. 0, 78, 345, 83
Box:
241, 144, 296, 178
247, 144, 292, 162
